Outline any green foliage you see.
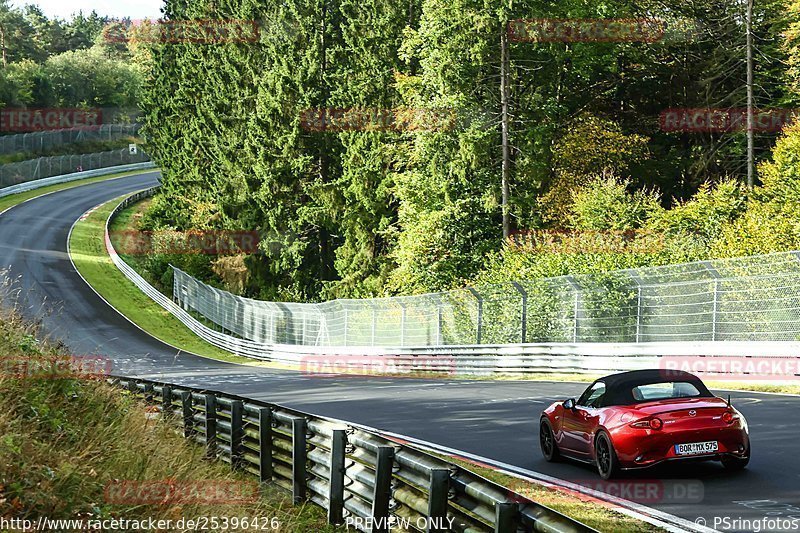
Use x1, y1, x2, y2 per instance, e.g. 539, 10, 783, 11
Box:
569, 178, 662, 231
140, 0, 800, 302
541, 116, 650, 225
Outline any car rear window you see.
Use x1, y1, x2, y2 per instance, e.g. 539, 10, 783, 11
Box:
631, 381, 702, 402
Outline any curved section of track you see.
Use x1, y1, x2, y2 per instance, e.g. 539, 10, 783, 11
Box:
1, 172, 798, 530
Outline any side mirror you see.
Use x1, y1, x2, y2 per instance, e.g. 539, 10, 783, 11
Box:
563, 398, 576, 410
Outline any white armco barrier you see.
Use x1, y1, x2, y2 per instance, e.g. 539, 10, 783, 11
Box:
104, 189, 800, 380
0, 161, 155, 199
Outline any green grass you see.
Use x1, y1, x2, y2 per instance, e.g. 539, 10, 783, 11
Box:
0, 169, 152, 214
0, 302, 338, 532
68, 193, 259, 365
434, 453, 662, 532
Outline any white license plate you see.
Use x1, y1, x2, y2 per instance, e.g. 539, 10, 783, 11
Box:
674, 441, 718, 456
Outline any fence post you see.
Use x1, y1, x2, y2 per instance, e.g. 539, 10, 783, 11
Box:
258, 408, 273, 483
712, 279, 719, 341
399, 302, 407, 347
636, 286, 643, 343
204, 394, 217, 459
343, 308, 348, 346
230, 400, 244, 470
291, 417, 307, 503
372, 446, 395, 533
511, 282, 527, 344
437, 302, 443, 345
181, 391, 194, 438
629, 272, 643, 343
565, 276, 582, 343
327, 429, 346, 525
427, 469, 450, 533
371, 303, 377, 347
468, 288, 483, 344
702, 262, 722, 341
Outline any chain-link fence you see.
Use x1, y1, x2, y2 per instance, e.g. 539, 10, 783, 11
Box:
0, 124, 141, 155
0, 147, 151, 189
172, 251, 800, 346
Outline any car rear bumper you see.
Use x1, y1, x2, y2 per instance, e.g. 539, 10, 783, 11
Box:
613, 426, 749, 469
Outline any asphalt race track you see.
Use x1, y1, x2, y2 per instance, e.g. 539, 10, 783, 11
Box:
2, 172, 799, 531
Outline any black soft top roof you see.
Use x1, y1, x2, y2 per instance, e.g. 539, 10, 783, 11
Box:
593, 369, 713, 406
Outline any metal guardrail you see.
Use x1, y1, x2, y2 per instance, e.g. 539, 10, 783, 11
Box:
0, 162, 156, 200
111, 375, 595, 533
105, 188, 800, 378
0, 148, 151, 189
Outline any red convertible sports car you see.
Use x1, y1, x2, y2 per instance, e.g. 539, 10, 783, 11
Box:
540, 369, 750, 479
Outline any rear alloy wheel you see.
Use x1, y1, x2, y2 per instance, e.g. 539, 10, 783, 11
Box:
539, 419, 560, 462
721, 445, 750, 471
595, 432, 619, 480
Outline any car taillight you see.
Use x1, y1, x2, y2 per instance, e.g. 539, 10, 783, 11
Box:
722, 411, 736, 424
631, 417, 662, 430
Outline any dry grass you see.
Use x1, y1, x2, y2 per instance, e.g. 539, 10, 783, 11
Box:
0, 295, 338, 532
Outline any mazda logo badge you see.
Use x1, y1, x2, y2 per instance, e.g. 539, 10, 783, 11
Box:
689, 410, 697, 417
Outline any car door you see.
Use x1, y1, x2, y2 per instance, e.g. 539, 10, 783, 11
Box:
561, 382, 605, 458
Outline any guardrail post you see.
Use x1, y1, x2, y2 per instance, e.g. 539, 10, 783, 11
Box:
162, 385, 172, 416
468, 288, 483, 344
204, 394, 217, 459
143, 383, 154, 403
230, 400, 244, 470
181, 391, 194, 438
427, 469, 450, 533
511, 282, 527, 343
327, 429, 346, 524
258, 408, 273, 483
291, 417, 307, 503
494, 502, 518, 533
371, 446, 395, 533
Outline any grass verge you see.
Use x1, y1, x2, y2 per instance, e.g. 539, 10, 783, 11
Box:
0, 300, 337, 532
0, 169, 153, 215
68, 193, 258, 365
436, 453, 662, 532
